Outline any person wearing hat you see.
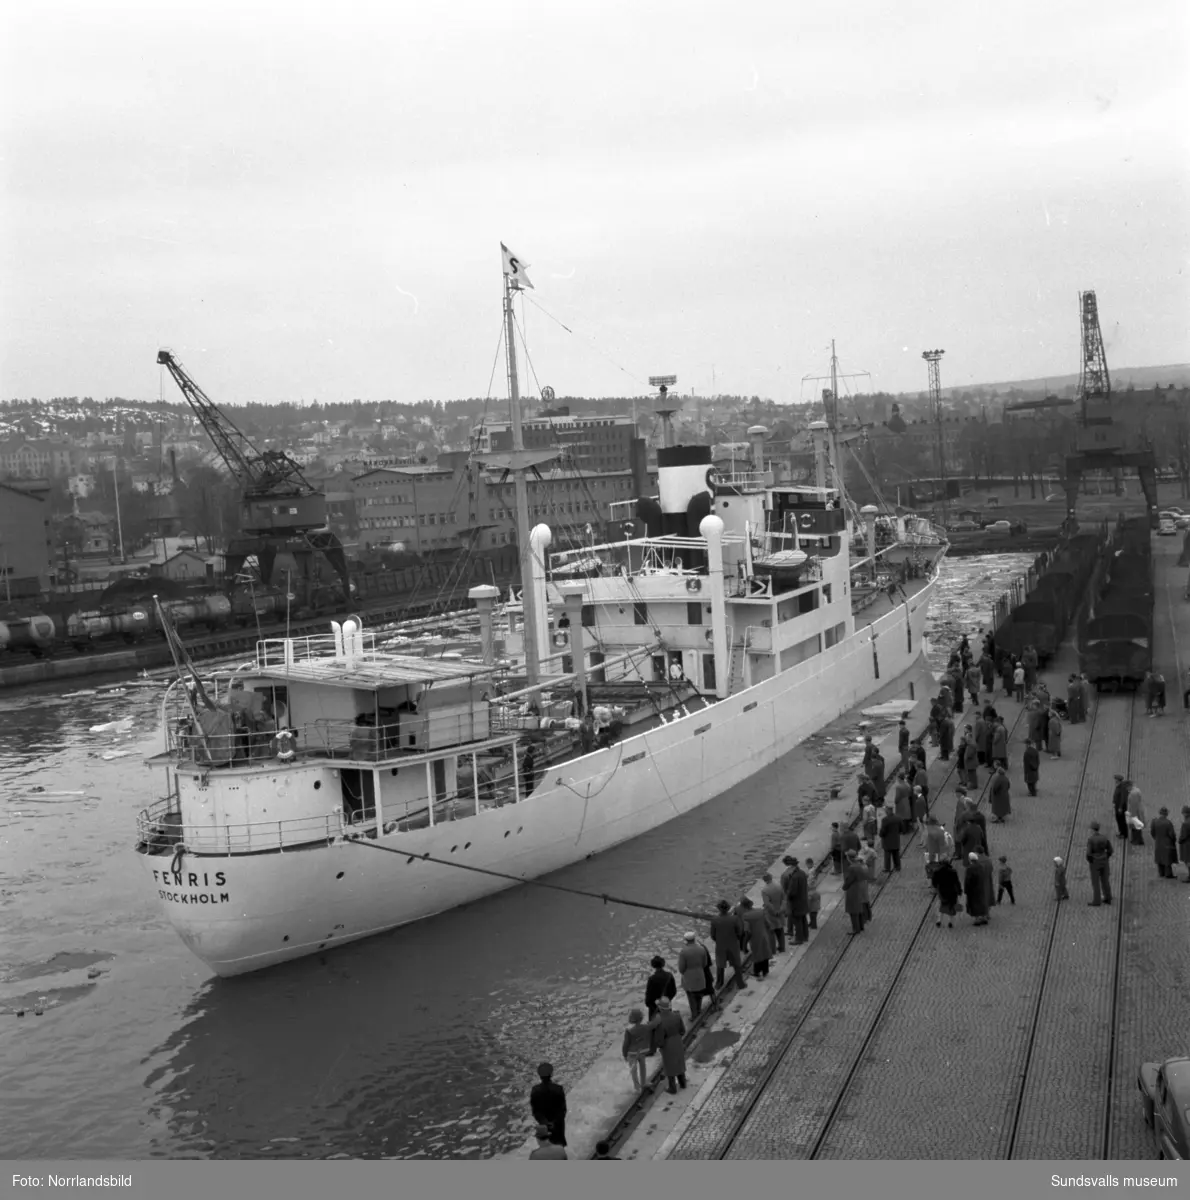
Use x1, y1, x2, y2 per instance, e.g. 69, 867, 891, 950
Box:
528, 1124, 567, 1160
677, 932, 714, 1017
709, 899, 748, 992
1022, 739, 1041, 797
1053, 856, 1070, 901
782, 856, 810, 945
1178, 806, 1190, 882
1111, 774, 1130, 838
841, 849, 868, 934
1085, 821, 1114, 906
933, 855, 962, 927
1150, 807, 1179, 879
1126, 781, 1146, 846
644, 955, 677, 1020
529, 1062, 568, 1147
648, 995, 687, 1094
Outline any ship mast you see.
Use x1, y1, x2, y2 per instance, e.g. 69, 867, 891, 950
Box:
504, 275, 542, 687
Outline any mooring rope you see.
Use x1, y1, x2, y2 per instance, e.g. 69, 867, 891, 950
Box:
346, 836, 716, 923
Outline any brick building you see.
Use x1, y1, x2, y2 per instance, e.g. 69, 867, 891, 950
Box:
472, 410, 639, 473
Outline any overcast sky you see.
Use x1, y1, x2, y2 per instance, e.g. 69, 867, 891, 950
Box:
2, 0, 1187, 407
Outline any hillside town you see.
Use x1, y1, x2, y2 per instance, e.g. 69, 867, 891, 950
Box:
1, 372, 1188, 603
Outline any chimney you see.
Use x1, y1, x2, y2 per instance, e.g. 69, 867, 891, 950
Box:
747, 425, 767, 473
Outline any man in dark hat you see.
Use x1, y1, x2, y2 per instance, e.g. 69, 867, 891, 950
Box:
1111, 774, 1130, 839
709, 899, 748, 991
530, 1063, 568, 1146
1085, 821, 1114, 906
897, 712, 911, 771
1151, 807, 1178, 879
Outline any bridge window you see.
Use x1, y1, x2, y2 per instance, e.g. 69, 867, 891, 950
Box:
686, 602, 703, 625
633, 601, 649, 626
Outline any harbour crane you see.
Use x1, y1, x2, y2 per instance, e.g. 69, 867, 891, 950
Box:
156, 349, 351, 605
1061, 291, 1157, 531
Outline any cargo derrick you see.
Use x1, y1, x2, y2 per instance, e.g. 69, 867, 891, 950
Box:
156, 350, 351, 606
1062, 291, 1158, 531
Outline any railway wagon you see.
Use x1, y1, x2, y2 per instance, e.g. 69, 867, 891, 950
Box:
0, 614, 57, 656
1079, 611, 1152, 688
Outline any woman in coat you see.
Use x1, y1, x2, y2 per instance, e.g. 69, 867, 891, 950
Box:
1179, 806, 1190, 881
963, 852, 991, 925
1150, 808, 1179, 879
1127, 785, 1146, 847
1046, 710, 1063, 758
894, 783, 914, 833
644, 956, 677, 1019
989, 766, 1012, 823
1022, 740, 1041, 796
648, 997, 687, 1094
912, 785, 929, 825
934, 859, 963, 927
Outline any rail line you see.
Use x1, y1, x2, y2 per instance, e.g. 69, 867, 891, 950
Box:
705, 696, 1034, 1160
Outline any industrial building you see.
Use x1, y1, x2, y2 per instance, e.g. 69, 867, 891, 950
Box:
0, 480, 54, 596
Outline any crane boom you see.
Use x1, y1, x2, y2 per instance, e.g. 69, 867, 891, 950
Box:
156, 349, 313, 500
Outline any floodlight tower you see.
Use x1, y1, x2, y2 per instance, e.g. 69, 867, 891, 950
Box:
922, 349, 947, 525
649, 374, 680, 447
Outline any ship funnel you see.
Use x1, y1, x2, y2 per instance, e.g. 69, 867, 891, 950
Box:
528, 524, 553, 673
658, 445, 712, 537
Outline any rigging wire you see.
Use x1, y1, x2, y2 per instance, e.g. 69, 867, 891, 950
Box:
523, 294, 649, 387
347, 836, 716, 923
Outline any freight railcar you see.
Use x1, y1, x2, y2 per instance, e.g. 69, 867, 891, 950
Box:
1078, 526, 1153, 689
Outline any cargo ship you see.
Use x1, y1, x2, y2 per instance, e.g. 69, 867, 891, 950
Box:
133, 255, 948, 977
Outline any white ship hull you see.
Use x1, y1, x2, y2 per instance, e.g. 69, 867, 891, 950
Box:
140, 579, 936, 977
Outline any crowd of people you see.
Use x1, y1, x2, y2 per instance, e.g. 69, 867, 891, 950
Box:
526, 623, 1190, 1159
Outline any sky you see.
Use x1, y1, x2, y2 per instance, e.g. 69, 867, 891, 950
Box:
1, 0, 1187, 407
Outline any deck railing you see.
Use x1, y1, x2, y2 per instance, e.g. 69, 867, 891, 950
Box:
135, 777, 531, 855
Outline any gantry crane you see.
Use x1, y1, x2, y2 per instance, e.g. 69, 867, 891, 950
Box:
1061, 292, 1157, 531
156, 349, 351, 605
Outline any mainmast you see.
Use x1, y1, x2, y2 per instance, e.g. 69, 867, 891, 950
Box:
503, 274, 542, 686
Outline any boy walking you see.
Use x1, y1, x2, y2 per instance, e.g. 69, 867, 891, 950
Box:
1053, 856, 1070, 901
996, 856, 1015, 905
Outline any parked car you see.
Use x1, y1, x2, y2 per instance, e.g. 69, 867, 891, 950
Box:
1158, 517, 1178, 536
1138, 1057, 1190, 1159
985, 519, 1013, 535
948, 520, 979, 532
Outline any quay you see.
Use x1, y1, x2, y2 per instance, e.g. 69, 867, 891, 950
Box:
512, 532, 1187, 1161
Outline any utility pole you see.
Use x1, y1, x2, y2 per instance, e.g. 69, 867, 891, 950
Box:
112, 456, 126, 562
922, 349, 947, 526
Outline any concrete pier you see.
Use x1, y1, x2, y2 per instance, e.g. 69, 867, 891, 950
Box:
587, 533, 1188, 1161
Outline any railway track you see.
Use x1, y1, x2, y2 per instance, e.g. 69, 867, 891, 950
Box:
667, 679, 1143, 1161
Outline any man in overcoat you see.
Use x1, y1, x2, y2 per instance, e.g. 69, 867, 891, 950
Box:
1111, 774, 1130, 839
1022, 740, 1040, 796
1085, 821, 1114, 906
879, 808, 902, 873
1150, 807, 1179, 879
709, 899, 748, 991
963, 852, 991, 925
782, 857, 809, 945
530, 1063, 568, 1146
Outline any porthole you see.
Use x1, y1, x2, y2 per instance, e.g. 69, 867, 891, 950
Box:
517, 826, 523, 834
336, 871, 345, 880
283, 935, 290, 943
464, 842, 471, 849
314, 781, 322, 790
451, 845, 458, 853
504, 830, 510, 838
391, 767, 399, 776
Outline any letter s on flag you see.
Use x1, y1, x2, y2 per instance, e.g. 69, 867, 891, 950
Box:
501, 242, 534, 290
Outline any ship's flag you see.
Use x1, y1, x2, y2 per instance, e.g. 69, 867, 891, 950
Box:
501, 243, 534, 290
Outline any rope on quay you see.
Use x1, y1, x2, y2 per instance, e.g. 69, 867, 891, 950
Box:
346, 837, 717, 924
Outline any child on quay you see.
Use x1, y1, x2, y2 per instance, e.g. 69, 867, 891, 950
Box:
997, 856, 1015, 905
1053, 856, 1070, 901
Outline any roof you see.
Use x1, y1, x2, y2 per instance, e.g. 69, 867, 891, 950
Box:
0, 480, 46, 502
351, 465, 450, 482
252, 650, 493, 690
